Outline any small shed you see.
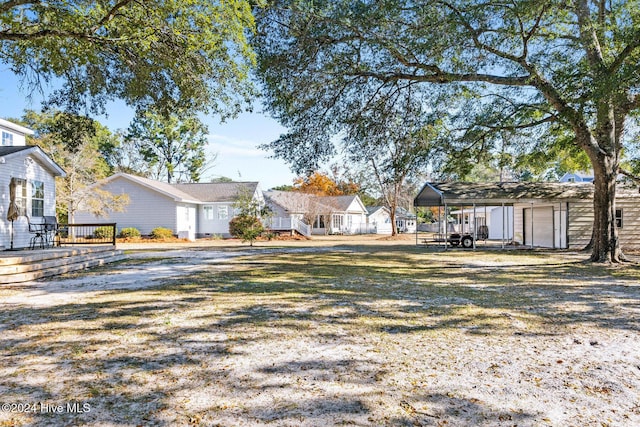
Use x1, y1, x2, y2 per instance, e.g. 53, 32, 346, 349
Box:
414, 182, 639, 250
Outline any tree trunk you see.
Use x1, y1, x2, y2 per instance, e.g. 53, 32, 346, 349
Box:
589, 153, 624, 262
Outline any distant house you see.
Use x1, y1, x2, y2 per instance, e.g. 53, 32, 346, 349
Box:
264, 191, 368, 235
75, 173, 262, 239
559, 171, 594, 183
395, 207, 417, 233
366, 206, 393, 234
414, 181, 640, 249
1, 119, 65, 249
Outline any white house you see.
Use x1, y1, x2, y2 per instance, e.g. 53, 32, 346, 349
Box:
559, 171, 594, 183
1, 118, 65, 249
395, 207, 417, 233
366, 206, 393, 234
75, 173, 262, 239
264, 191, 369, 235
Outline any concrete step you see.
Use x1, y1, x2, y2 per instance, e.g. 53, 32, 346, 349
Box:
0, 247, 126, 284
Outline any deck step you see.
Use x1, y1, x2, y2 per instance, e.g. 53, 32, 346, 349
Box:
0, 247, 125, 284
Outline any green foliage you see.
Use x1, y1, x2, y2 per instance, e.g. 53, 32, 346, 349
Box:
254, 0, 640, 259
151, 227, 174, 240
118, 227, 141, 239
94, 226, 114, 239
126, 109, 210, 183
22, 109, 128, 221
1, 1, 256, 116
229, 215, 264, 246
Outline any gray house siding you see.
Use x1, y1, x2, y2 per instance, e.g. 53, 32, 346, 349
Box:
75, 177, 178, 236
196, 202, 236, 237
567, 201, 593, 249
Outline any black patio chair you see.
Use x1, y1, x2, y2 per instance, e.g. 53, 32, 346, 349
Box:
28, 219, 47, 249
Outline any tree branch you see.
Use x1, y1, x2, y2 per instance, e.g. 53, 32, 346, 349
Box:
618, 168, 640, 184
91, 0, 138, 32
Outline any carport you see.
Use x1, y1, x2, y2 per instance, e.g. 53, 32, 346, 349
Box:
413, 182, 594, 250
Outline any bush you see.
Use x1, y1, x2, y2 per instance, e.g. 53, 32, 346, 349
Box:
228, 215, 264, 246
94, 226, 115, 239
118, 227, 141, 238
151, 227, 174, 239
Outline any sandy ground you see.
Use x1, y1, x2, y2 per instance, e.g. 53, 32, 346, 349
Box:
0, 236, 639, 426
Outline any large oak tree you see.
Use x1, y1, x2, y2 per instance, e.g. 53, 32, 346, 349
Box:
1, 0, 256, 116
254, 0, 640, 262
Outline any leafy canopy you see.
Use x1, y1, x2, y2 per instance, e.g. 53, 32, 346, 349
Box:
1, 0, 256, 116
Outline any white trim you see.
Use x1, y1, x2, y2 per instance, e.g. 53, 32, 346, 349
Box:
0, 118, 34, 136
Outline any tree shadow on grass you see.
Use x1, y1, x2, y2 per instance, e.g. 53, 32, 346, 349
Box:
1, 245, 639, 425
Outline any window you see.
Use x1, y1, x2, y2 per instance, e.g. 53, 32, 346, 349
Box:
2, 131, 13, 146
332, 214, 343, 230
314, 216, 325, 228
218, 206, 228, 220
12, 178, 27, 216
616, 209, 623, 228
31, 181, 44, 217
204, 206, 214, 220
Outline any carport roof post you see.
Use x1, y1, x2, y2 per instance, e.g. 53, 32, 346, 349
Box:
414, 182, 596, 207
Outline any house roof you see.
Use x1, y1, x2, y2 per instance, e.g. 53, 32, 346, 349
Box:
98, 173, 259, 204
0, 145, 66, 177
264, 190, 316, 213
0, 146, 32, 156
321, 195, 367, 212
105, 173, 200, 203
414, 181, 598, 206
366, 206, 389, 215
174, 181, 259, 203
265, 191, 368, 214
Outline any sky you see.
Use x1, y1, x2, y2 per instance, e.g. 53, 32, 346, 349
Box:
0, 68, 297, 190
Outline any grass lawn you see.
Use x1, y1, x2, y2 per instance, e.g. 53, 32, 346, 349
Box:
1, 244, 639, 426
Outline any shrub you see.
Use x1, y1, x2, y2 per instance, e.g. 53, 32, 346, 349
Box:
228, 215, 264, 246
118, 227, 141, 238
151, 227, 174, 239
94, 226, 114, 239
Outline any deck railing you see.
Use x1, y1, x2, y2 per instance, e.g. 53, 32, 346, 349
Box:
264, 217, 311, 237
57, 223, 117, 246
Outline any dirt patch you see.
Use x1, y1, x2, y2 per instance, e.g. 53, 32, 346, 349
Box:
0, 243, 639, 426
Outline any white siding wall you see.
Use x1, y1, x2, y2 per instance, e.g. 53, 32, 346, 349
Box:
74, 177, 178, 236
488, 206, 514, 240
1, 154, 58, 249
197, 202, 235, 236
0, 126, 27, 147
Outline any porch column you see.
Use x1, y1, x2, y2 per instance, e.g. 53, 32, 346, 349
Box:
501, 202, 505, 249
530, 202, 534, 249
444, 203, 448, 252
472, 203, 476, 250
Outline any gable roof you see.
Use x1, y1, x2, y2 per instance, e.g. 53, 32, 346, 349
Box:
367, 206, 389, 216
0, 145, 66, 177
174, 181, 259, 203
414, 182, 598, 206
321, 195, 367, 213
103, 173, 199, 203
98, 173, 259, 204
264, 190, 317, 213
